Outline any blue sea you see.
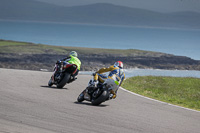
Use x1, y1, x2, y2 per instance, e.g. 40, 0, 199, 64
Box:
80, 69, 200, 78
1, 20, 200, 78
0, 20, 200, 60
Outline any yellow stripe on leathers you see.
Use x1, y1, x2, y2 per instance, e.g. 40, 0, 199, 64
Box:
94, 65, 118, 82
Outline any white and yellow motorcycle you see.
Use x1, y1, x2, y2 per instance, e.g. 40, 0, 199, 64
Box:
77, 77, 118, 106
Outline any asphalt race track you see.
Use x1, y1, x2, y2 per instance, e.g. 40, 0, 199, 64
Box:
0, 68, 200, 133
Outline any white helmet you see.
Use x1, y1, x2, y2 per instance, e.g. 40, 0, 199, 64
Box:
114, 61, 123, 68
69, 51, 78, 57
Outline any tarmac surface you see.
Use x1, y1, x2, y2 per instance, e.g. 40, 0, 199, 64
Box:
0, 68, 200, 133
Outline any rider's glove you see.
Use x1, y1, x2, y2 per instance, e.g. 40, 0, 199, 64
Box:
92, 72, 97, 76
56, 60, 61, 64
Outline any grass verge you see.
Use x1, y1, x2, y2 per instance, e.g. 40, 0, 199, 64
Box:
0, 40, 164, 56
121, 76, 200, 111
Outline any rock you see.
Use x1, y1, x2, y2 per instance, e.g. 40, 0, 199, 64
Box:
0, 53, 200, 71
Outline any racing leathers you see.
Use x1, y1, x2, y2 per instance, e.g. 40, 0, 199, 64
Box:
52, 55, 81, 82
92, 65, 125, 99
60, 55, 81, 71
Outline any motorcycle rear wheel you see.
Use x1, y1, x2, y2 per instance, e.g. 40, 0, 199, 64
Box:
91, 90, 109, 106
77, 90, 85, 102
48, 78, 53, 87
57, 73, 70, 88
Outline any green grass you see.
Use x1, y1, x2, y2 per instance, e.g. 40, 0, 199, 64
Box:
0, 40, 28, 46
0, 40, 68, 54
0, 40, 164, 56
122, 76, 200, 111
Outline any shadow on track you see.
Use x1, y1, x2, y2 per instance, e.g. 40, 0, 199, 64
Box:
74, 101, 108, 107
40, 85, 68, 90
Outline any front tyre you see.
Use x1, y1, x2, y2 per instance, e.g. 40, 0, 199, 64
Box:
91, 90, 109, 106
57, 73, 70, 88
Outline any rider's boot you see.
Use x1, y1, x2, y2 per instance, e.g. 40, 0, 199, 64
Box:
68, 75, 77, 83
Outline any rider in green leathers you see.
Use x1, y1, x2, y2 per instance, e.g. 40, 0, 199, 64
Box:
52, 51, 81, 83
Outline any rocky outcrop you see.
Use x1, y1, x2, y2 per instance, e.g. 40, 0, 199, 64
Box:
0, 53, 200, 71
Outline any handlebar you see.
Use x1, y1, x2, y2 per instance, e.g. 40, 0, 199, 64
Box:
92, 72, 97, 76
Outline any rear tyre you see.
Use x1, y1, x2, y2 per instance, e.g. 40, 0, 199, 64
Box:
57, 73, 70, 88
77, 90, 85, 102
48, 78, 53, 87
91, 90, 109, 106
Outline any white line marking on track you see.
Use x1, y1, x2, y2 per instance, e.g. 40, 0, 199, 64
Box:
120, 87, 200, 113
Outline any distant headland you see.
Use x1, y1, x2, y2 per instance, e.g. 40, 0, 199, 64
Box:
0, 40, 200, 71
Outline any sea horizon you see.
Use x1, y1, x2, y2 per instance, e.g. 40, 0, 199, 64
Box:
79, 68, 200, 78
0, 20, 200, 60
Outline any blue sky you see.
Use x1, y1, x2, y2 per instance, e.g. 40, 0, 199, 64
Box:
36, 0, 200, 13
